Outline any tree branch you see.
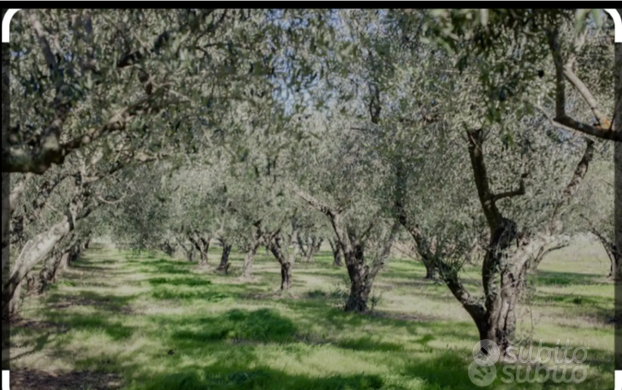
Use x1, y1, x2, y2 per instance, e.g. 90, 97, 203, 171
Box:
3, 95, 162, 174
547, 28, 620, 142
548, 138, 595, 233
466, 129, 504, 233
492, 177, 526, 202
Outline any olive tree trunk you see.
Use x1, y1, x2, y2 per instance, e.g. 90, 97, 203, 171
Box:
189, 233, 211, 267
268, 241, 293, 290
615, 37, 622, 280
344, 252, 373, 312
438, 129, 592, 358
328, 238, 343, 267
242, 222, 263, 279
217, 239, 232, 273
303, 237, 323, 262
3, 215, 72, 317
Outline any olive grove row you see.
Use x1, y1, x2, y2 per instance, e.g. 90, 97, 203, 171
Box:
2, 9, 620, 359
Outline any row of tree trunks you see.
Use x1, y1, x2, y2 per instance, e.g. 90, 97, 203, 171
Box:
297, 236, 323, 262
38, 236, 86, 294
2, 185, 94, 319
3, 215, 73, 318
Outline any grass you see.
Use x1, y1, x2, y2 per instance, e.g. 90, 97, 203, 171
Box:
7, 238, 614, 389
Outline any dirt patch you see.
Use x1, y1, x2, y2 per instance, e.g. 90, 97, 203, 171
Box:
10, 369, 123, 390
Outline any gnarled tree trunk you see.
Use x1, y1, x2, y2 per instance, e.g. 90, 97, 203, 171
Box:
38, 232, 79, 293
217, 239, 232, 273
294, 190, 397, 314
328, 238, 343, 267
176, 237, 195, 262
268, 241, 293, 290
242, 222, 263, 279
267, 227, 299, 291
615, 37, 622, 280
422, 258, 436, 280
189, 233, 211, 267
440, 129, 593, 358
3, 214, 72, 317
344, 251, 372, 312
304, 236, 323, 262
160, 240, 176, 257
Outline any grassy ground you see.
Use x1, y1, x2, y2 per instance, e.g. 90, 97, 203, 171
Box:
7, 238, 614, 390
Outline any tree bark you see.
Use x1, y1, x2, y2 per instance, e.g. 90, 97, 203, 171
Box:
2, 45, 10, 288
217, 241, 232, 272
175, 236, 195, 262
268, 241, 293, 291
2, 189, 92, 318
344, 255, 371, 312
328, 238, 343, 266
38, 232, 78, 293
189, 233, 210, 267
304, 236, 323, 262
293, 188, 397, 313
242, 243, 260, 279
160, 240, 176, 257
7, 280, 22, 318
615, 36, 622, 281
38, 249, 71, 294
423, 260, 436, 279
3, 214, 72, 317
297, 235, 307, 258
614, 29, 622, 372
393, 160, 439, 281
455, 129, 592, 357
242, 222, 263, 279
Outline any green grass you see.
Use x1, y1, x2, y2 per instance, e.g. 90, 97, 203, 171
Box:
7, 239, 614, 389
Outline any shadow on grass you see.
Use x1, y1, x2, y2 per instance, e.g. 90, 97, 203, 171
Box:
43, 313, 135, 341
10, 369, 123, 390
148, 277, 212, 287
151, 288, 230, 302
133, 366, 390, 390
532, 270, 608, 286
46, 290, 139, 312
169, 308, 298, 345
531, 291, 613, 310
14, 249, 613, 390
335, 336, 404, 352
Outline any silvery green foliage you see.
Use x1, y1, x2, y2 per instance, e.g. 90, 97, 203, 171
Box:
5, 9, 335, 173
5, 9, 615, 309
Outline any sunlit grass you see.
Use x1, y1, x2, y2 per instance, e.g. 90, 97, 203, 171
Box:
8, 239, 614, 389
